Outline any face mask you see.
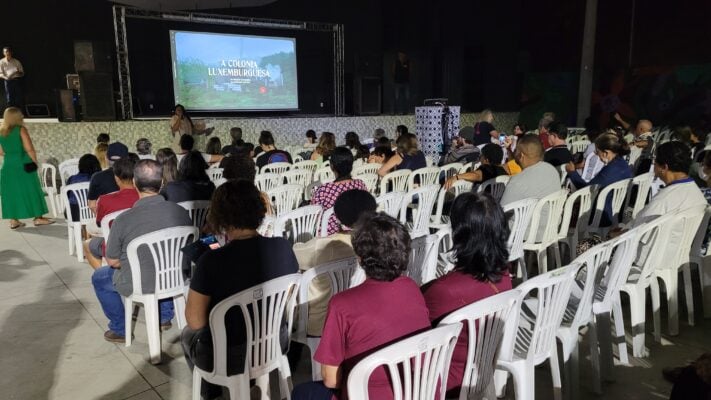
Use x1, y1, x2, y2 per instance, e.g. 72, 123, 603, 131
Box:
700, 168, 709, 181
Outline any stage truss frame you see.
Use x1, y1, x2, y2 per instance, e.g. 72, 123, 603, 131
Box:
112, 5, 345, 120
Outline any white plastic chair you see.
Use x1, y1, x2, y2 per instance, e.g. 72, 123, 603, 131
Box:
294, 257, 359, 380
282, 169, 312, 188
459, 162, 480, 174
213, 177, 227, 188
347, 324, 463, 400
257, 215, 276, 237
318, 207, 335, 237
313, 166, 334, 183
40, 163, 60, 217
406, 233, 440, 285
292, 160, 318, 175
267, 184, 304, 216
407, 166, 440, 191
430, 181, 473, 231
503, 198, 537, 279
192, 273, 300, 400
354, 173, 379, 195
494, 265, 577, 400
61, 182, 92, 261
522, 190, 568, 274
59, 158, 80, 183
352, 163, 381, 176
623, 172, 653, 222
255, 172, 281, 192
556, 186, 595, 265
433, 226, 455, 278
399, 185, 439, 238
689, 206, 711, 320
376, 191, 406, 219
580, 152, 603, 183
425, 154, 436, 167
100, 209, 128, 244
440, 290, 520, 400
568, 140, 589, 154
178, 200, 210, 229
379, 169, 411, 194
440, 163, 464, 180
585, 178, 631, 238
557, 164, 568, 186
260, 162, 292, 175
273, 205, 322, 244
124, 226, 198, 364
206, 167, 223, 183
477, 175, 510, 202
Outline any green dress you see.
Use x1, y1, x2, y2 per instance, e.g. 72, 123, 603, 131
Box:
0, 126, 48, 219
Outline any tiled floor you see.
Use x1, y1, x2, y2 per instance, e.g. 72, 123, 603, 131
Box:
1, 216, 710, 399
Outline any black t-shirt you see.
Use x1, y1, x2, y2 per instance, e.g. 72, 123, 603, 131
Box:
190, 236, 299, 374
161, 180, 215, 203
478, 164, 508, 182
472, 122, 496, 146
255, 149, 293, 168
88, 169, 119, 201
544, 145, 573, 167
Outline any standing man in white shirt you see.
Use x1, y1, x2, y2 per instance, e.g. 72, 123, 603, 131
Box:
0, 47, 24, 108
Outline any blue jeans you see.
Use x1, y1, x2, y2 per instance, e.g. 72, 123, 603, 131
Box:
92, 266, 175, 337
291, 381, 335, 400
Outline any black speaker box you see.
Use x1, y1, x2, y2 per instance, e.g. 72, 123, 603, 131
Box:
74, 41, 112, 73
56, 89, 78, 122
79, 72, 116, 121
354, 76, 381, 115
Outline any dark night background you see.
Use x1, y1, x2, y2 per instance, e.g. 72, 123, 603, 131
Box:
1, 0, 710, 127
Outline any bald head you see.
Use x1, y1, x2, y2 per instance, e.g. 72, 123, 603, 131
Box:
517, 135, 544, 159
134, 159, 163, 194
637, 119, 652, 134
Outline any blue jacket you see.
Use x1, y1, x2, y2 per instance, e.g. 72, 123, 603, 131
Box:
568, 156, 632, 226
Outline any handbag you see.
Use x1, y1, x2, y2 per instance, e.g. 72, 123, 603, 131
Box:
23, 161, 38, 173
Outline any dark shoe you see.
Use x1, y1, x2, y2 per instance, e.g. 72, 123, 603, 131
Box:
104, 330, 126, 343
160, 321, 173, 331
663, 366, 685, 384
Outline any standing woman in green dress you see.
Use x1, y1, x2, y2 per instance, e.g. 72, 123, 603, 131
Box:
0, 107, 53, 229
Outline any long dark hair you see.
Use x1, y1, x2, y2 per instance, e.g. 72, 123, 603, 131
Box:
174, 104, 194, 129
450, 192, 510, 282
178, 150, 210, 182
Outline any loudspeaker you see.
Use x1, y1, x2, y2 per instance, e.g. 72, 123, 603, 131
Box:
57, 89, 78, 122
354, 76, 381, 115
79, 71, 116, 121
25, 104, 50, 117
74, 41, 112, 73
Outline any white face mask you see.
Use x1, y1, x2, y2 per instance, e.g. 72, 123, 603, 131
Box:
700, 168, 709, 181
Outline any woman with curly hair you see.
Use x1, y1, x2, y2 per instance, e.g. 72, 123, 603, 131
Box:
310, 131, 336, 166
422, 191, 512, 397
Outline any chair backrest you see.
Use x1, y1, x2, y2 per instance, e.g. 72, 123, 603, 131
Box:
255, 172, 281, 192
503, 198, 538, 263
292, 160, 319, 174
267, 184, 304, 216
433, 226, 455, 278
347, 324, 463, 400
40, 163, 58, 192
626, 172, 653, 220
354, 173, 379, 194
379, 169, 411, 194
273, 205, 323, 244
477, 175, 510, 202
440, 163, 464, 180
406, 233, 440, 285
400, 185, 440, 238
177, 200, 211, 229
100, 209, 129, 243
565, 241, 614, 331
581, 152, 603, 182
593, 227, 640, 314
557, 164, 568, 185
61, 182, 93, 223
257, 215, 276, 237
282, 169, 312, 188
353, 163, 381, 176
558, 185, 595, 241
213, 177, 228, 188
407, 167, 441, 191
206, 167, 223, 182
569, 140, 590, 154
658, 204, 708, 270
207, 274, 301, 378
314, 166, 335, 183
319, 207, 336, 237
59, 158, 80, 183
126, 225, 198, 296
525, 189, 568, 244
589, 178, 631, 230
376, 191, 406, 218
458, 162, 481, 174
691, 205, 711, 258
260, 161, 292, 175
625, 212, 677, 289
500, 264, 577, 366
439, 290, 520, 399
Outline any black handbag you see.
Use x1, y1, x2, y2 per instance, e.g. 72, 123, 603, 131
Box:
23, 161, 38, 173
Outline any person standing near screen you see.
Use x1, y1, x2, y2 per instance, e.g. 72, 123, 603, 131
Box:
169, 104, 214, 152
392, 51, 411, 115
0, 47, 25, 109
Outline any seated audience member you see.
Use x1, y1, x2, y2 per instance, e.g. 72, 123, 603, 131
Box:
182, 180, 299, 399
543, 122, 572, 167
444, 143, 506, 189
311, 147, 367, 235
686, 126, 707, 162
354, 144, 370, 161
311, 131, 336, 166
377, 132, 427, 176
506, 122, 527, 154
422, 192, 512, 396
291, 213, 431, 400
176, 134, 223, 165
501, 135, 560, 206
255, 130, 293, 168
566, 133, 632, 225
88, 142, 129, 213
368, 145, 394, 164
377, 136, 391, 147
95, 143, 109, 170
628, 119, 655, 175
304, 129, 318, 150
220, 151, 256, 182
161, 150, 215, 203
294, 189, 377, 336
344, 131, 362, 156
537, 117, 553, 150
204, 137, 222, 156
220, 127, 244, 155
66, 154, 102, 221
83, 157, 140, 269
471, 109, 499, 146
371, 128, 386, 149
395, 124, 408, 138
155, 147, 178, 184
135, 138, 153, 160
583, 128, 603, 158
97, 132, 110, 145
443, 126, 480, 164
92, 160, 192, 343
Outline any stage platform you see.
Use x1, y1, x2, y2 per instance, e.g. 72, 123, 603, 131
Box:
8, 112, 519, 163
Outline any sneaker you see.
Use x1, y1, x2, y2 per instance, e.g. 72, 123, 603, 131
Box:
160, 321, 173, 331
104, 330, 126, 343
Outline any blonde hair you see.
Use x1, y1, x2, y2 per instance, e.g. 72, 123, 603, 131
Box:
479, 109, 493, 123
0, 107, 24, 136
95, 143, 109, 170
315, 131, 336, 157
396, 133, 420, 156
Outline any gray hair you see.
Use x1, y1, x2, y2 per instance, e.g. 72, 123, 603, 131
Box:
133, 159, 163, 193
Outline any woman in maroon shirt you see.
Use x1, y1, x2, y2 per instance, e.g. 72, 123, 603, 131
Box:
422, 192, 513, 397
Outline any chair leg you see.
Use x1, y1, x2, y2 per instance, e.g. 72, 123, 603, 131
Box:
174, 296, 187, 329
570, 341, 580, 400
539, 249, 548, 274
588, 319, 602, 394
682, 264, 695, 326
124, 297, 134, 347
227, 375, 251, 400
494, 369, 509, 398
596, 311, 614, 383
192, 369, 202, 400
74, 224, 84, 262
549, 339, 563, 400
279, 355, 293, 400
702, 256, 711, 319
255, 374, 270, 400
306, 337, 322, 381
554, 244, 562, 270
67, 224, 75, 255
650, 281, 662, 343
612, 295, 629, 365
628, 288, 648, 358
510, 363, 535, 400
145, 300, 162, 365
659, 272, 680, 336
